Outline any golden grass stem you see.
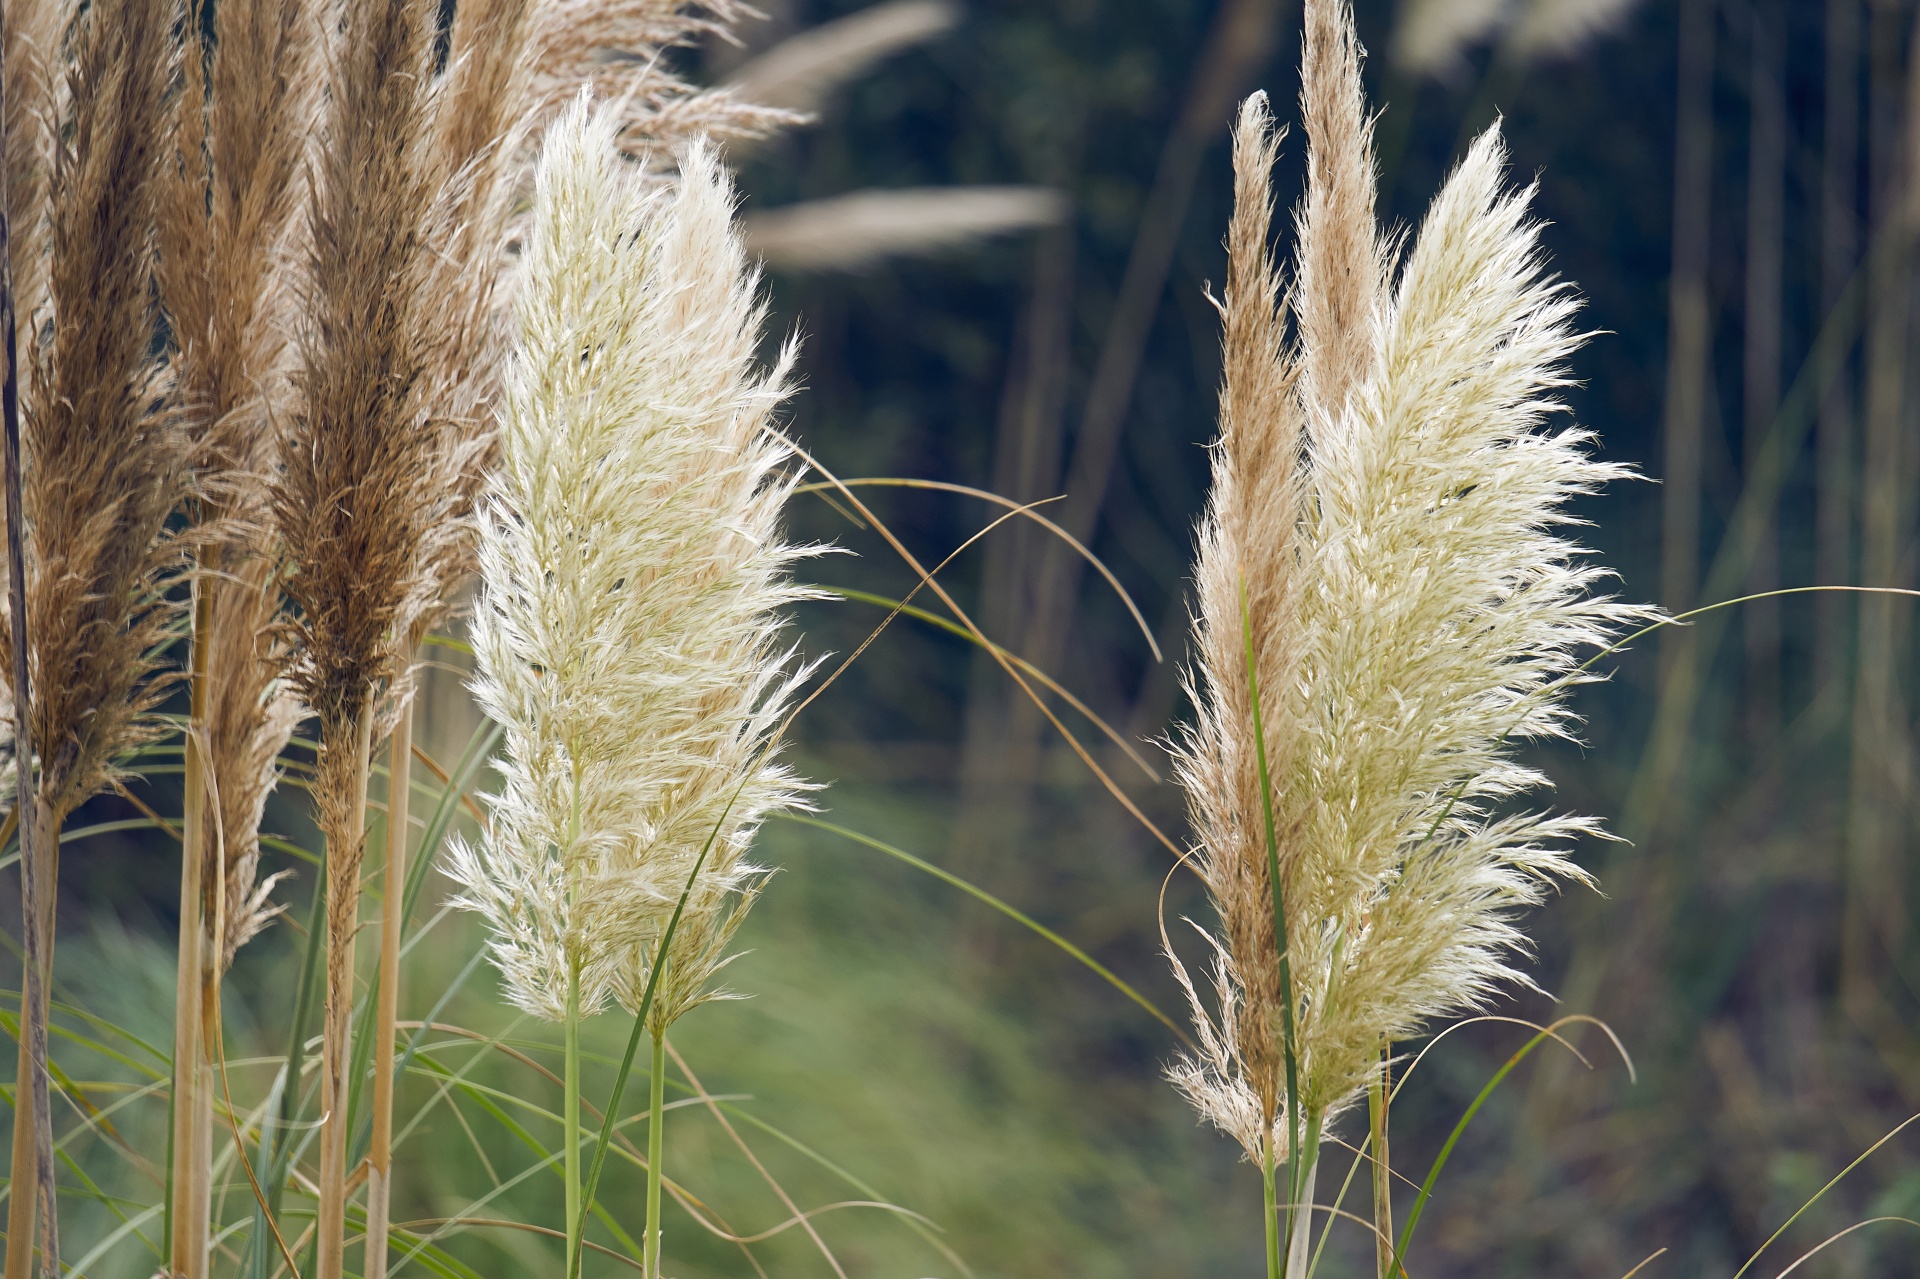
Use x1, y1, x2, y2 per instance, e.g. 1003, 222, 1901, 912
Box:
365, 680, 414, 1279
1370, 1045, 1393, 1279
1261, 1139, 1281, 1279
169, 580, 213, 1279
316, 709, 373, 1279
645, 1031, 666, 1279
564, 960, 582, 1279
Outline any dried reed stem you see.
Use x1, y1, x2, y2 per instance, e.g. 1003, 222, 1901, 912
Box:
315, 709, 371, 1279
169, 581, 212, 1279
364, 670, 414, 1279
3, 2, 183, 1271
0, 33, 53, 1272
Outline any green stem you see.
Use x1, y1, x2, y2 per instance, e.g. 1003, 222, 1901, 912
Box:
644, 1031, 665, 1279
1241, 581, 1302, 1258
1261, 1138, 1281, 1279
564, 961, 581, 1279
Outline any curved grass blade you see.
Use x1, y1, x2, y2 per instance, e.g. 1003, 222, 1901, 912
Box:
1387, 1016, 1630, 1277
1730, 1112, 1920, 1279
782, 813, 1190, 1046
795, 476, 1163, 661
822, 586, 1160, 780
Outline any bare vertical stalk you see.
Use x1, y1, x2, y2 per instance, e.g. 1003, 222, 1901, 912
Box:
564, 960, 582, 1278
0, 41, 53, 1276
316, 709, 372, 1279
644, 1031, 666, 1279
169, 581, 213, 1279
1842, 4, 1920, 1021
1742, 0, 1785, 740
1370, 1045, 1392, 1279
364, 666, 414, 1279
1816, 0, 1861, 693
1661, 0, 1717, 641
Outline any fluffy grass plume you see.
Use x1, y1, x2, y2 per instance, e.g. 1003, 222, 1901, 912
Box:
448, 96, 811, 1034
268, 2, 480, 1273
445, 96, 814, 1275
1169, 0, 1647, 1227
1, 1, 186, 1274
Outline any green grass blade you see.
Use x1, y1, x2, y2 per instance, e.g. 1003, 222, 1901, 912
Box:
783, 812, 1191, 1047
1241, 580, 1303, 1240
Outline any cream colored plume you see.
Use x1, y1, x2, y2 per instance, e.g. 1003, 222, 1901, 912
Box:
743, 185, 1066, 271
726, 0, 959, 117
446, 98, 817, 1031
1170, 0, 1650, 1165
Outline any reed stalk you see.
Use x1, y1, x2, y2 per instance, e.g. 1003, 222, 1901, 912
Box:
1370, 1043, 1393, 1279
2, 2, 184, 1272
645, 1031, 666, 1278
364, 672, 413, 1279
315, 709, 372, 1279
0, 63, 53, 1274
564, 960, 583, 1278
168, 581, 213, 1279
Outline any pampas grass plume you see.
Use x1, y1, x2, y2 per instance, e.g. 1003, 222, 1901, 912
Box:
1171, 0, 1652, 1187
447, 97, 815, 1031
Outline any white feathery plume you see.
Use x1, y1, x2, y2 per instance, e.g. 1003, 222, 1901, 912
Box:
1170, 0, 1652, 1190
446, 97, 816, 1033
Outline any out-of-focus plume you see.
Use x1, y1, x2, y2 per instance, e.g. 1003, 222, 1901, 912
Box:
1391, 0, 1507, 77
743, 186, 1066, 271
1391, 0, 1642, 77
1506, 0, 1642, 60
725, 0, 959, 116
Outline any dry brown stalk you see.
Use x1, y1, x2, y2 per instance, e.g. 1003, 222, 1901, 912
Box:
1, 1, 185, 1273
270, 1, 450, 1271
156, 1, 319, 1269
365, 662, 415, 1279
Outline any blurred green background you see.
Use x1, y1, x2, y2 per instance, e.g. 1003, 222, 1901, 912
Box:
30, 0, 1920, 1275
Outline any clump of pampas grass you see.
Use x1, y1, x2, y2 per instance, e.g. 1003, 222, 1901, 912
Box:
1169, 2, 1648, 1275
444, 97, 814, 1279
1, 1, 187, 1274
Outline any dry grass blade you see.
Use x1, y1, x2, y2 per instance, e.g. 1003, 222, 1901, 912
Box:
743, 187, 1067, 272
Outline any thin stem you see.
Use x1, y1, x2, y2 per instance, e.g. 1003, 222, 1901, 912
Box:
1286, 1115, 1322, 1279
249, 838, 327, 1279
170, 579, 212, 1279
1370, 1043, 1393, 1279
1261, 1137, 1281, 1279
1240, 580, 1301, 1257
365, 674, 415, 1279
564, 959, 582, 1279
644, 1030, 665, 1279
316, 708, 373, 1279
